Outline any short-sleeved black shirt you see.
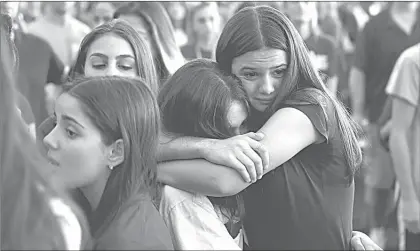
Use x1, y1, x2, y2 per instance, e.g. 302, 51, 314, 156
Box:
243, 92, 355, 250
14, 30, 64, 127
353, 8, 420, 122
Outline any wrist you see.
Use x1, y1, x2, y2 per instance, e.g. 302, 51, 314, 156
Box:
197, 138, 216, 159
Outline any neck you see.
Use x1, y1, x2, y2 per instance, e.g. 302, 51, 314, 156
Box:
45, 12, 66, 26
80, 171, 110, 212
196, 38, 212, 51
300, 24, 312, 40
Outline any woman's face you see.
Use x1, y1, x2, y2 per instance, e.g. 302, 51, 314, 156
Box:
192, 4, 220, 43
92, 3, 115, 27
84, 33, 137, 77
117, 14, 154, 56
231, 48, 288, 112
43, 93, 110, 189
227, 100, 248, 135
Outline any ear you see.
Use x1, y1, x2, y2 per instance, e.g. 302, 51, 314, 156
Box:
106, 139, 125, 168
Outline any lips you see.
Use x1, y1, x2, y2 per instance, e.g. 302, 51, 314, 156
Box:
46, 154, 60, 167
254, 98, 274, 104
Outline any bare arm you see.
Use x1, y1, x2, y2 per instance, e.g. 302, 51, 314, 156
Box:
389, 98, 417, 205
157, 107, 323, 196
349, 67, 366, 120
158, 133, 209, 162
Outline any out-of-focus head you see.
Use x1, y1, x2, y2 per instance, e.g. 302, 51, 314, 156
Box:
43, 76, 160, 198
284, 2, 317, 34
165, 1, 187, 22
216, 5, 323, 112
185, 2, 221, 44
70, 19, 159, 95
159, 59, 249, 138
44, 2, 75, 17
0, 1, 20, 19
114, 2, 185, 79
92, 2, 115, 28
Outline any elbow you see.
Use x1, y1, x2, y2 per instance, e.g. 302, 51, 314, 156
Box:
210, 174, 241, 197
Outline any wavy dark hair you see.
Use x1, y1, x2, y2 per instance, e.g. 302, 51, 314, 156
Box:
159, 58, 248, 222
69, 19, 159, 96
0, 20, 88, 250
62, 76, 161, 236
216, 6, 362, 177
114, 2, 185, 83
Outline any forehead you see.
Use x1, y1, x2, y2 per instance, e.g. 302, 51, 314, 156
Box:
227, 101, 247, 127
55, 94, 87, 123
232, 48, 288, 71
87, 33, 134, 58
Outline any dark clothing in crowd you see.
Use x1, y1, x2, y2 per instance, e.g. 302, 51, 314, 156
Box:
353, 8, 420, 123
243, 92, 354, 250
305, 33, 339, 81
14, 30, 64, 127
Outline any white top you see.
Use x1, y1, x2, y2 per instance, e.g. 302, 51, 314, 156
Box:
159, 185, 242, 250
49, 198, 83, 250
28, 16, 91, 67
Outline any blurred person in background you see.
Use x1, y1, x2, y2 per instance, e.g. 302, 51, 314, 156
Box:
284, 1, 340, 96
349, 2, 420, 249
181, 2, 221, 60
27, 2, 91, 69
114, 2, 185, 84
316, 2, 341, 42
90, 2, 115, 28
1, 17, 87, 250
386, 43, 420, 251
19, 1, 42, 24
164, 1, 188, 48
234, 2, 284, 14
0, 2, 64, 137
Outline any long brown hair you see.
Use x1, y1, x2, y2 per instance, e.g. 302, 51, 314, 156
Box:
63, 76, 161, 236
216, 6, 362, 176
69, 19, 159, 96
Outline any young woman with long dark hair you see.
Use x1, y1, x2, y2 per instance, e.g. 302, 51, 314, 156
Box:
157, 6, 380, 250
43, 76, 174, 249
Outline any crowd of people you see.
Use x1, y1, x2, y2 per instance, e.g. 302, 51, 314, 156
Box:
1, 1, 419, 250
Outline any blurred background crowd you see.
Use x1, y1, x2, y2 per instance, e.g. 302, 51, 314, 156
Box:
1, 1, 419, 250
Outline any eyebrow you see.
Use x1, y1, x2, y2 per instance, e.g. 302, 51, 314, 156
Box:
89, 53, 134, 60
239, 64, 287, 71
62, 114, 85, 129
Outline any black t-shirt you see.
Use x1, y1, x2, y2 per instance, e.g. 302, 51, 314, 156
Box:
353, 8, 420, 122
181, 44, 213, 61
243, 95, 355, 250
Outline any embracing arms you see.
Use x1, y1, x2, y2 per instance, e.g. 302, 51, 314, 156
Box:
157, 107, 324, 196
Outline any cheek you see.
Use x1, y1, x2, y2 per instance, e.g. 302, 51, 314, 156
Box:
240, 80, 258, 97
54, 140, 107, 189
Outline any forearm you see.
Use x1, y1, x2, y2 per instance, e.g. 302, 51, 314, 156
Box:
157, 159, 249, 197
349, 68, 365, 117
390, 131, 417, 201
157, 134, 210, 162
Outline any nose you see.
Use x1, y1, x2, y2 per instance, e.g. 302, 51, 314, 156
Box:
105, 65, 119, 76
43, 127, 59, 151
259, 74, 276, 95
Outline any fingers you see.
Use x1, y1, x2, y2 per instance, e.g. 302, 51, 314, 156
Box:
236, 151, 257, 182
242, 146, 264, 180
229, 157, 252, 183
245, 132, 265, 141
350, 236, 366, 251
246, 138, 270, 171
